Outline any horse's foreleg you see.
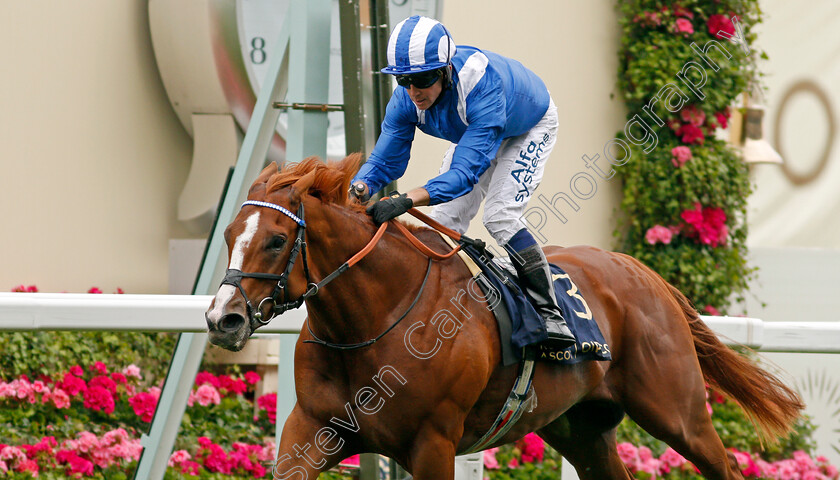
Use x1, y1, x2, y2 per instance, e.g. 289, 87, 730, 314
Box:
406, 430, 456, 480
271, 405, 356, 480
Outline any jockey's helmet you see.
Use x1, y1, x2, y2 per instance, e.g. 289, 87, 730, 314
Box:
381, 15, 456, 76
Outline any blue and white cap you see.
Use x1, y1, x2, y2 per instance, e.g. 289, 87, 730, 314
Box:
382, 15, 456, 75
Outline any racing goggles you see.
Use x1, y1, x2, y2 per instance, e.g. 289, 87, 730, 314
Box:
395, 69, 442, 89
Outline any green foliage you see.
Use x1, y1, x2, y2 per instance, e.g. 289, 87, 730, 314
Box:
0, 331, 177, 381
613, 0, 764, 311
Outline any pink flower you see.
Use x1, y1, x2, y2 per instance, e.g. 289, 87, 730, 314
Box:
88, 287, 103, 294
483, 448, 500, 469
11, 285, 38, 293
340, 455, 360, 466
16, 458, 39, 477
244, 371, 261, 385
57, 450, 94, 476
680, 204, 728, 247
51, 389, 71, 409
195, 371, 219, 388
671, 146, 693, 167
83, 385, 115, 414
674, 18, 694, 35
59, 373, 87, 397
129, 391, 159, 422
659, 447, 687, 473
90, 361, 108, 375
89, 375, 117, 394
194, 384, 221, 407
508, 457, 519, 469
704, 305, 721, 316
708, 14, 735, 38
715, 111, 730, 129
617, 442, 638, 467
645, 225, 674, 245
681, 105, 706, 126
518, 433, 545, 463
181, 460, 201, 475
122, 364, 142, 379
115, 287, 125, 294
676, 123, 705, 145
169, 450, 192, 467
257, 393, 278, 423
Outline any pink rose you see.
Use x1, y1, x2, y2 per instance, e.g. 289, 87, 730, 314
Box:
674, 18, 694, 35
680, 105, 706, 126
518, 433, 545, 463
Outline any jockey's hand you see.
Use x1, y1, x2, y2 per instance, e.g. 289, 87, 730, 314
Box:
348, 181, 370, 204
366, 192, 413, 224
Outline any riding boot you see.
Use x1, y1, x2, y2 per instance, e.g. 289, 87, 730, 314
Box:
511, 244, 577, 350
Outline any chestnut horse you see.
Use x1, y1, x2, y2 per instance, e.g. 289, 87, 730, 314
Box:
205, 155, 803, 480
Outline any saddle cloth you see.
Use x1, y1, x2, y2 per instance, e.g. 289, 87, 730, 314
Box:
456, 242, 612, 365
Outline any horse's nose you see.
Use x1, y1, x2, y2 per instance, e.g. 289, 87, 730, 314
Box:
218, 312, 247, 333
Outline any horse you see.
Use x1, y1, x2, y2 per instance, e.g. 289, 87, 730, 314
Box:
205, 154, 803, 479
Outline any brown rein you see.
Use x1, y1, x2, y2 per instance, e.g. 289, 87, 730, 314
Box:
346, 207, 464, 266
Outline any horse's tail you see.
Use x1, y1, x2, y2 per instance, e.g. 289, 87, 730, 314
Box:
667, 283, 804, 442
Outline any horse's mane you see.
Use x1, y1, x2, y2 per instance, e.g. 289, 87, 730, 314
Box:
264, 153, 429, 233
266, 153, 365, 212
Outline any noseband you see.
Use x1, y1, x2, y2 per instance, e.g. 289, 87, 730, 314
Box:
220, 200, 319, 325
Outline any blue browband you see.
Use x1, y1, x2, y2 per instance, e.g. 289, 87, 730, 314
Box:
241, 200, 306, 227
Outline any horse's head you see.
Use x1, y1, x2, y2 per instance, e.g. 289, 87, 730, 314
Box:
205, 155, 361, 351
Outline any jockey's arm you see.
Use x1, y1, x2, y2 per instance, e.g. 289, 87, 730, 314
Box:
405, 187, 431, 207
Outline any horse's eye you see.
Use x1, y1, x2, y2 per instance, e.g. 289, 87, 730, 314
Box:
267, 235, 287, 251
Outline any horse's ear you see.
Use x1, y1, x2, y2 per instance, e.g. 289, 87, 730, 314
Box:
255, 162, 278, 185
289, 168, 317, 203
248, 162, 278, 197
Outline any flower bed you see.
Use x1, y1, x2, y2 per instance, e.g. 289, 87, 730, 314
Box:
0, 361, 280, 478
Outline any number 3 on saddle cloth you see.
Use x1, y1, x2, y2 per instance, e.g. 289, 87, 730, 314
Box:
460, 244, 612, 365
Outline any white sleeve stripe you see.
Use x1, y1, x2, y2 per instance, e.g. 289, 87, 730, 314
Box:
456, 52, 489, 126
409, 17, 437, 66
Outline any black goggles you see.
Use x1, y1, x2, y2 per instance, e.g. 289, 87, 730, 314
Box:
395, 69, 442, 89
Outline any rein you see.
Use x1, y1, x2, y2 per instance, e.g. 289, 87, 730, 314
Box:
221, 199, 471, 350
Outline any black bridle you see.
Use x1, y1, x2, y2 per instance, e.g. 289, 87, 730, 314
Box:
219, 199, 430, 350
220, 201, 316, 324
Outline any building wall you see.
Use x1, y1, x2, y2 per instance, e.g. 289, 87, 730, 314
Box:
0, 1, 193, 293
408, 1, 626, 251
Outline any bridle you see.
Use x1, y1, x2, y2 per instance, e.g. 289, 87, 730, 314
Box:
220, 200, 316, 326
219, 197, 475, 350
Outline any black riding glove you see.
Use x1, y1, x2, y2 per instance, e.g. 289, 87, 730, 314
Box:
366, 193, 413, 224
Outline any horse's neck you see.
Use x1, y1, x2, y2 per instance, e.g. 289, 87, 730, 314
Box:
303, 201, 432, 341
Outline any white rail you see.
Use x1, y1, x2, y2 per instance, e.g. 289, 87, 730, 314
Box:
1, 293, 839, 353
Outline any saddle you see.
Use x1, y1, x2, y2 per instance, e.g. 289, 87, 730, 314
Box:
441, 234, 612, 366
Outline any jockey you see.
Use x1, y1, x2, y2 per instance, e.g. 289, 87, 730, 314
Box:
349, 16, 575, 350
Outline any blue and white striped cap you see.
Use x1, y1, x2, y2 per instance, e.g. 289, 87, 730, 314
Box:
382, 15, 456, 75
